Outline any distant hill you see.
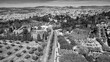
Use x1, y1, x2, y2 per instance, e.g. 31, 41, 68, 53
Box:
0, 6, 110, 10
79, 6, 110, 9
35, 6, 110, 9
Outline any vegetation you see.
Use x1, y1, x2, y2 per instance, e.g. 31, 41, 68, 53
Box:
59, 49, 74, 55
37, 34, 42, 41
48, 33, 54, 59
59, 53, 88, 62
96, 54, 110, 62
58, 35, 73, 50
76, 45, 89, 55
32, 56, 38, 61
96, 38, 110, 52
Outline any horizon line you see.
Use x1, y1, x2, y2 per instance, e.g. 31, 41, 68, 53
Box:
0, 5, 110, 8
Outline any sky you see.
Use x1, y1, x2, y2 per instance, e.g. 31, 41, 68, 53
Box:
0, 0, 110, 7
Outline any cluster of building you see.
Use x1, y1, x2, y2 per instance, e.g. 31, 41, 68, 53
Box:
0, 12, 37, 21
40, 8, 110, 19
0, 8, 110, 21
31, 25, 52, 41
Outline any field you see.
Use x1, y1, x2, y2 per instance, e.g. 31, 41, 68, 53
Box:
0, 40, 46, 62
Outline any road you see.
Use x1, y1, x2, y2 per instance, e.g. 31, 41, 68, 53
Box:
49, 30, 58, 62
43, 27, 54, 62
43, 28, 60, 62
53, 30, 60, 62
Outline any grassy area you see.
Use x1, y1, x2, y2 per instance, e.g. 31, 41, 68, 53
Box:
58, 35, 73, 50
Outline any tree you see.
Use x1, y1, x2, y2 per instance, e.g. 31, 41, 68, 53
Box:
13, 20, 21, 29
42, 15, 49, 22
37, 34, 42, 41
0, 29, 4, 34
22, 28, 28, 41
9, 27, 13, 33
38, 47, 43, 52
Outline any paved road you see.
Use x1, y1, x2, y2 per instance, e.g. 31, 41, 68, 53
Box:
43, 27, 54, 62
49, 30, 58, 62
53, 30, 60, 62
54, 30, 57, 62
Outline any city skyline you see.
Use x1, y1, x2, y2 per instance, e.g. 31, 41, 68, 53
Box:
0, 0, 110, 7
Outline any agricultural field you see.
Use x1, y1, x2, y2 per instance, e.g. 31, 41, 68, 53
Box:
0, 40, 46, 62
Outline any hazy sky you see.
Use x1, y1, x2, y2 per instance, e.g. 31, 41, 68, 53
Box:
0, 0, 110, 7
